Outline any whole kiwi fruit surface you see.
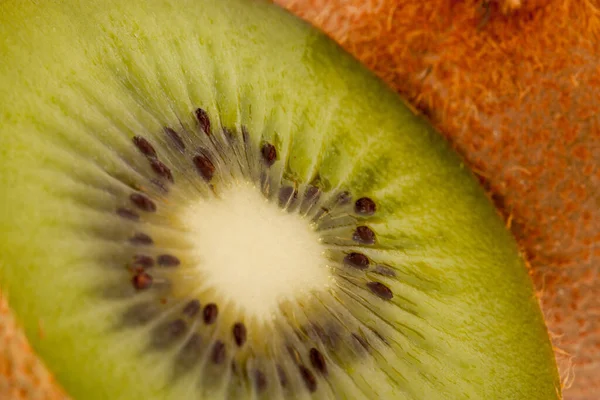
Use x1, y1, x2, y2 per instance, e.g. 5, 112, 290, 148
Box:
1, 0, 561, 399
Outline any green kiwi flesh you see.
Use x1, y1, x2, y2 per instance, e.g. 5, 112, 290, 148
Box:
0, 0, 560, 399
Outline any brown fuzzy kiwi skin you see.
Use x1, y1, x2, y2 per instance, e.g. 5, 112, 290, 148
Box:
274, 1, 600, 399
0, 295, 69, 400
0, 0, 596, 399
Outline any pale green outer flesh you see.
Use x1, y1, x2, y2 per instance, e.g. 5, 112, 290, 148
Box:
0, 0, 560, 399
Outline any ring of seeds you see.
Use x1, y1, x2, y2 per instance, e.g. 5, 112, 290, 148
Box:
105, 108, 397, 395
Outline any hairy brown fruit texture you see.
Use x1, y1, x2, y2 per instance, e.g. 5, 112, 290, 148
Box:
274, 1, 600, 399
0, 296, 68, 399
0, 0, 597, 399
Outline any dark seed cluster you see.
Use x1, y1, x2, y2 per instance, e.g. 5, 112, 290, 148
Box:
104, 106, 399, 396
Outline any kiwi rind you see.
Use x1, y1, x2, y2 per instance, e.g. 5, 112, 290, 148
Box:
0, 0, 560, 399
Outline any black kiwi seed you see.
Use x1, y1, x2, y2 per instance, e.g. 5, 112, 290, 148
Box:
129, 193, 157, 212
343, 252, 370, 270
164, 127, 186, 152
156, 254, 180, 267
131, 254, 154, 269
353, 226, 376, 244
211, 340, 226, 364
182, 299, 201, 318
195, 108, 211, 135
133, 136, 157, 158
367, 281, 394, 300
298, 365, 317, 393
355, 197, 376, 215
117, 208, 140, 221
261, 142, 277, 166
254, 370, 267, 392
232, 322, 247, 347
193, 154, 216, 182
129, 232, 154, 246
149, 158, 174, 183
203, 303, 218, 324
132, 271, 153, 290
309, 348, 327, 375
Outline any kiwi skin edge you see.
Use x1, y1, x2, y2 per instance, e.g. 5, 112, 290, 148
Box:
1, 0, 560, 399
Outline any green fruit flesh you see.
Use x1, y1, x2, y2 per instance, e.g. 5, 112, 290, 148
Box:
0, 0, 560, 399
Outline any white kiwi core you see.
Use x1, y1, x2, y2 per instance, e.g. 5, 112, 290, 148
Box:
178, 180, 333, 321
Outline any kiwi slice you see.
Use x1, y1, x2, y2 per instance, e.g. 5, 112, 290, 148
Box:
0, 0, 560, 399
